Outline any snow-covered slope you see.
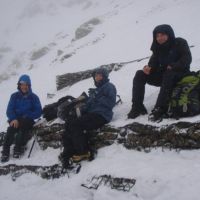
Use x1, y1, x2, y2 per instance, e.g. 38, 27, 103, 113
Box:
0, 0, 200, 199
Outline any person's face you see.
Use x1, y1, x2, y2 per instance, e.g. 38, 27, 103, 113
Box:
156, 33, 169, 44
19, 83, 29, 93
95, 73, 103, 82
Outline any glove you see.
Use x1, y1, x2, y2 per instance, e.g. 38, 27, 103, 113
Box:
88, 88, 96, 97
76, 92, 88, 101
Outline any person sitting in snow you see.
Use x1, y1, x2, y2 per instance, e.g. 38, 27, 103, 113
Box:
1, 74, 42, 162
127, 24, 192, 122
60, 68, 117, 168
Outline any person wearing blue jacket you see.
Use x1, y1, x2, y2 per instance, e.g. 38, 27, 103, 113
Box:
60, 68, 117, 168
1, 74, 42, 162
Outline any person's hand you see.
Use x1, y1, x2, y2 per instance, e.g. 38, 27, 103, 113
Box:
10, 120, 19, 128
167, 65, 172, 70
143, 65, 151, 75
88, 88, 96, 97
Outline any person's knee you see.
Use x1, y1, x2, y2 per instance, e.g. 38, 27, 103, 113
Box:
18, 118, 34, 130
133, 70, 146, 84
6, 126, 16, 135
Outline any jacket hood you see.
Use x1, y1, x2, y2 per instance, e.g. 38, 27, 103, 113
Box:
92, 68, 110, 87
18, 74, 31, 85
17, 74, 32, 92
151, 24, 175, 52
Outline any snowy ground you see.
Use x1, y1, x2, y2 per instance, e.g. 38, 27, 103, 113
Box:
0, 0, 200, 199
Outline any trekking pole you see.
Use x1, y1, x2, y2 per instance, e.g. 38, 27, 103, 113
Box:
28, 134, 37, 158
28, 118, 41, 158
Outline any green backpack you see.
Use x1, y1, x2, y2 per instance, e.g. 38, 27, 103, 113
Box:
168, 72, 200, 119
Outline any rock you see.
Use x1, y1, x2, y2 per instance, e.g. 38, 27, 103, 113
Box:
81, 174, 136, 192
0, 164, 80, 180
1, 120, 200, 179
74, 18, 101, 40
56, 56, 151, 90
57, 50, 64, 56
30, 47, 49, 60
31, 121, 200, 151
56, 63, 122, 90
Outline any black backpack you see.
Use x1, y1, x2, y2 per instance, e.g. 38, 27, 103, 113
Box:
42, 96, 75, 121
168, 72, 200, 119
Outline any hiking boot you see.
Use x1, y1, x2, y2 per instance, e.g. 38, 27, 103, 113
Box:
1, 149, 10, 163
148, 107, 166, 122
13, 146, 25, 159
127, 105, 147, 119
13, 151, 21, 158
71, 152, 91, 163
59, 152, 73, 169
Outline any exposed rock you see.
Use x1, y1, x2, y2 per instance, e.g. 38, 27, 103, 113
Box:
56, 63, 123, 90
81, 175, 136, 192
60, 53, 74, 62
56, 56, 149, 90
57, 50, 64, 56
74, 18, 101, 40
30, 47, 49, 60
30, 121, 200, 151
0, 73, 9, 83
0, 47, 12, 53
1, 121, 200, 180
0, 163, 81, 180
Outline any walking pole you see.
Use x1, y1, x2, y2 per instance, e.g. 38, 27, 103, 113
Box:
28, 118, 41, 158
28, 134, 36, 158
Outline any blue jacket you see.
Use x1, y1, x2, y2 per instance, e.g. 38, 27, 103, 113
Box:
85, 68, 117, 122
6, 75, 42, 121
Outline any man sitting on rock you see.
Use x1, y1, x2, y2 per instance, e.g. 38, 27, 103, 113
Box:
128, 24, 192, 122
1, 74, 42, 162
60, 68, 117, 168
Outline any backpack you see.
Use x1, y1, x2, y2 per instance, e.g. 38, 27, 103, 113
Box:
57, 100, 86, 123
168, 72, 200, 119
43, 96, 75, 121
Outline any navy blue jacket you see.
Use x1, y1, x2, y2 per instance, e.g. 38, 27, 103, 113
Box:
85, 68, 117, 123
6, 75, 42, 121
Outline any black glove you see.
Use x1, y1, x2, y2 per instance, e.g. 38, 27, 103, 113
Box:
76, 92, 88, 101
88, 88, 96, 97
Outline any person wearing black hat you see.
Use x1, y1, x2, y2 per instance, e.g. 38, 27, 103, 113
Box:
127, 24, 192, 122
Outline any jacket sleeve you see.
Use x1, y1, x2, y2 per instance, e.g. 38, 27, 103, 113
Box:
95, 84, 117, 109
170, 38, 192, 72
148, 53, 160, 73
6, 93, 17, 121
25, 94, 42, 120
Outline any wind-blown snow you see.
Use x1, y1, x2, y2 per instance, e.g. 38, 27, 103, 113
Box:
0, 0, 200, 199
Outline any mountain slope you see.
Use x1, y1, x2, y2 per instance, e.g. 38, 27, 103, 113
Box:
0, 1, 200, 199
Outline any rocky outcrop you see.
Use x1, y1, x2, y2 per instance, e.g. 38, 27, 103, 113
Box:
56, 63, 122, 90
30, 47, 49, 60
0, 163, 81, 180
56, 56, 149, 90
74, 18, 101, 41
1, 120, 200, 180
32, 121, 200, 151
2, 120, 199, 153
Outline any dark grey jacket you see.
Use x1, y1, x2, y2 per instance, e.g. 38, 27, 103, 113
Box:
148, 24, 192, 73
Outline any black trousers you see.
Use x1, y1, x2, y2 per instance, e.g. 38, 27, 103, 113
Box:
62, 113, 107, 158
3, 118, 34, 151
132, 70, 186, 110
